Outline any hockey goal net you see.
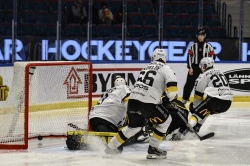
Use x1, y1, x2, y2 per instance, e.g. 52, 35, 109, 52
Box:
0, 61, 92, 149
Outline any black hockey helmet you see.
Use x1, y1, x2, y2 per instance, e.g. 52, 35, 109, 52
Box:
196, 29, 206, 38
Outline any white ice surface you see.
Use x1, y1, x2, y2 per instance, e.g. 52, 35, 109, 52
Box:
0, 102, 250, 166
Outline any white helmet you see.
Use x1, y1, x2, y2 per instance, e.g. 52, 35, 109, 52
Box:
114, 76, 126, 86
151, 48, 167, 63
199, 57, 214, 72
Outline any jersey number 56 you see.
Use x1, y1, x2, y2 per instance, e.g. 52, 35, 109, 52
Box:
137, 71, 157, 86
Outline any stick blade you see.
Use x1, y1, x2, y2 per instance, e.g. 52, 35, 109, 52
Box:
200, 132, 215, 141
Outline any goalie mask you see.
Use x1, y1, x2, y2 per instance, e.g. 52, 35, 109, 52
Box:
151, 48, 167, 63
199, 57, 214, 72
114, 76, 127, 86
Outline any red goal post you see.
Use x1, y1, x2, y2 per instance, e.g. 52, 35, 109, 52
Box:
0, 61, 92, 149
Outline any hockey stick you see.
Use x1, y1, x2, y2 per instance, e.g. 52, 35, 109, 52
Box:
68, 123, 84, 130
176, 111, 214, 141
67, 123, 116, 137
163, 104, 214, 141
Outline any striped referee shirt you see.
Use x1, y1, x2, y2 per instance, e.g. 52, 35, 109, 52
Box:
187, 42, 215, 69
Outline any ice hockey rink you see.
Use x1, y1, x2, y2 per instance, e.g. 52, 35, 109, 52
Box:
0, 102, 249, 166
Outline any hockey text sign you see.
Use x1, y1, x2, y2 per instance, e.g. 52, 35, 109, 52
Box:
224, 68, 250, 92
1, 39, 250, 62
42, 40, 222, 61
92, 68, 141, 97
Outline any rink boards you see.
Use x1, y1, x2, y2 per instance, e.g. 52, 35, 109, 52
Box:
0, 63, 249, 104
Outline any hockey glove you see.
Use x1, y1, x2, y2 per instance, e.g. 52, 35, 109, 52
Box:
162, 95, 178, 112
162, 95, 170, 105
189, 102, 195, 113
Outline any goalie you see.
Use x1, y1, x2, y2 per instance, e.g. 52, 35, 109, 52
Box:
89, 76, 131, 133
188, 57, 233, 133
89, 76, 146, 146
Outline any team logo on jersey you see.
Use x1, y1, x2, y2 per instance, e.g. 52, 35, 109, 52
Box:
134, 83, 148, 90
149, 117, 162, 124
224, 68, 250, 92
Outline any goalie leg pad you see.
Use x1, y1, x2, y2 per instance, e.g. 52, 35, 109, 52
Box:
66, 134, 87, 150
66, 130, 115, 150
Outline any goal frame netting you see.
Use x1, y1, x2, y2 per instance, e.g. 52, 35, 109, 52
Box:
0, 61, 92, 149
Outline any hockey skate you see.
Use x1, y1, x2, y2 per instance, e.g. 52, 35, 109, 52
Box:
146, 145, 167, 159
170, 132, 182, 141
170, 126, 189, 141
103, 146, 123, 158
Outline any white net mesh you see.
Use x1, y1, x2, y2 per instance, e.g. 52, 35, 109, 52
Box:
0, 62, 92, 146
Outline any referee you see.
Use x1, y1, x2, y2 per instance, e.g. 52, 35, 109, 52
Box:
182, 29, 215, 104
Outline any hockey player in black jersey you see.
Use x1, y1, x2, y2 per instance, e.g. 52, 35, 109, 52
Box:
104, 48, 178, 159
138, 98, 189, 142
188, 57, 233, 133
